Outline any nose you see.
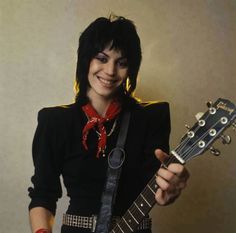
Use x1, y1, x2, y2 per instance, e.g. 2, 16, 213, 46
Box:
104, 62, 116, 76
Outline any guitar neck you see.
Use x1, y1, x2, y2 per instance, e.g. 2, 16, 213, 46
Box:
111, 154, 180, 233
110, 176, 157, 233
111, 97, 236, 232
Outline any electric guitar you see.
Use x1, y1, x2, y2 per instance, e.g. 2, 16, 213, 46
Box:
110, 98, 236, 233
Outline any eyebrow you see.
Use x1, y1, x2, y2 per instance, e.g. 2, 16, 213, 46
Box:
99, 51, 127, 60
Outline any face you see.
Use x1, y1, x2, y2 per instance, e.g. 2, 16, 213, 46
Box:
87, 47, 129, 102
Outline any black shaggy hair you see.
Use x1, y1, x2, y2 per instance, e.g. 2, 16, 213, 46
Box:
75, 15, 142, 102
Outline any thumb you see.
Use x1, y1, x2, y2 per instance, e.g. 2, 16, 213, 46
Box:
154, 149, 170, 164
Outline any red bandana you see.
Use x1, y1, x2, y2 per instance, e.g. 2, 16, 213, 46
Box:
82, 100, 121, 158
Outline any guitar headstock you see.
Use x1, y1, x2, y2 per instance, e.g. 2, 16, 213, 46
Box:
172, 98, 236, 163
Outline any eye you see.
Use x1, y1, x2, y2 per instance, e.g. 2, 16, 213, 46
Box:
117, 59, 128, 68
95, 55, 108, 63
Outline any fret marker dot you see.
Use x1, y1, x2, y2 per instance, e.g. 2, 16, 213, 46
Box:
141, 203, 143, 207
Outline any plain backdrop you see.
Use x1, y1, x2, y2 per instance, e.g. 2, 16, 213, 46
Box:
0, 0, 236, 232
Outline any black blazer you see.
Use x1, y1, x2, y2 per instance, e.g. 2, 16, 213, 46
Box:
28, 100, 171, 216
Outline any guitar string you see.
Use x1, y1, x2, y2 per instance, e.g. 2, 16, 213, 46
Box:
115, 200, 144, 233
171, 110, 219, 161
118, 191, 150, 231
173, 111, 212, 157
124, 116, 221, 222
176, 109, 229, 161
121, 113, 218, 223
121, 177, 157, 229
111, 174, 161, 231
112, 111, 222, 232
171, 110, 215, 155
114, 208, 139, 233
114, 153, 190, 232
114, 118, 221, 231
113, 113, 233, 232
115, 120, 212, 231
112, 155, 187, 232
174, 125, 217, 162
176, 119, 222, 161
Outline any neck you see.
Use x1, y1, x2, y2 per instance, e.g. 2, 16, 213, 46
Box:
91, 99, 112, 117
87, 94, 115, 117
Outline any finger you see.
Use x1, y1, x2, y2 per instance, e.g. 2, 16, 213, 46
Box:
156, 169, 187, 191
167, 164, 190, 180
155, 149, 190, 178
154, 149, 169, 163
156, 173, 183, 192
155, 187, 181, 206
155, 188, 167, 206
155, 175, 171, 191
157, 167, 176, 182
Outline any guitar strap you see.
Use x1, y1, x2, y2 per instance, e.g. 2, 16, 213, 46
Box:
95, 111, 131, 233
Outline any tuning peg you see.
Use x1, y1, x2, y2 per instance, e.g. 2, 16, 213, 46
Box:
195, 112, 204, 121
210, 147, 221, 156
220, 135, 231, 144
206, 101, 213, 108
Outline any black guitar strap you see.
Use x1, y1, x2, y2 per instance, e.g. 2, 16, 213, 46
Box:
95, 111, 131, 233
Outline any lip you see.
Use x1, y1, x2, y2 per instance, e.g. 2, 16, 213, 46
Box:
97, 76, 118, 88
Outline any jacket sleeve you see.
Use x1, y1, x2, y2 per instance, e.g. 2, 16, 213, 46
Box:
28, 108, 63, 215
141, 102, 171, 186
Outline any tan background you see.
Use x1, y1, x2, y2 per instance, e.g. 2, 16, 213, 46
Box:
1, 0, 236, 232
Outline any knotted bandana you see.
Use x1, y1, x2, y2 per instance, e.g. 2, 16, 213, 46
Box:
82, 100, 121, 158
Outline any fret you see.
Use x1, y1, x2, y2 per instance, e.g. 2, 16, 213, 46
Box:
111, 211, 137, 233
140, 194, 151, 207
147, 184, 155, 195
110, 175, 158, 232
134, 195, 152, 214
126, 205, 143, 228
122, 217, 134, 232
127, 210, 138, 224
134, 202, 145, 216
112, 212, 140, 233
117, 223, 124, 233
116, 218, 132, 233
149, 177, 159, 192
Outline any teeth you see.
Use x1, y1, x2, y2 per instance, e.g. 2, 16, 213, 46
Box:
98, 77, 116, 85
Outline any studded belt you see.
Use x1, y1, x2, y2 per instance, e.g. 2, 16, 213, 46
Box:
62, 214, 152, 232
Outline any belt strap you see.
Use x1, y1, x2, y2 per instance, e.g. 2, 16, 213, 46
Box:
95, 111, 131, 233
62, 214, 152, 232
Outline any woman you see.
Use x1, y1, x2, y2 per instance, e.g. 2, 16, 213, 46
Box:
28, 15, 189, 233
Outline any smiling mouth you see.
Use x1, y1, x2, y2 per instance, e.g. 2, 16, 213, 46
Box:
97, 76, 118, 87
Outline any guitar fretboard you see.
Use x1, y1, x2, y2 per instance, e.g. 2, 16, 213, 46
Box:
110, 155, 180, 233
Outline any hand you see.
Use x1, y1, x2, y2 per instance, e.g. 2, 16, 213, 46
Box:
154, 149, 190, 205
